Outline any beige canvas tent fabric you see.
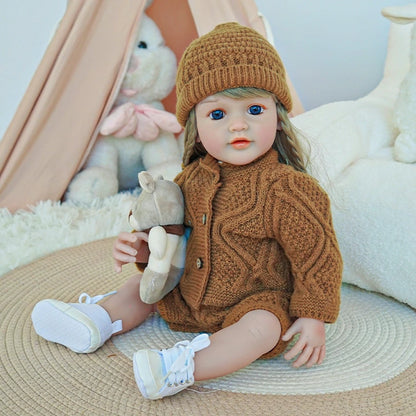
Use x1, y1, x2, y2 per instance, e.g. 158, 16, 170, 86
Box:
0, 0, 303, 213
0, 0, 146, 212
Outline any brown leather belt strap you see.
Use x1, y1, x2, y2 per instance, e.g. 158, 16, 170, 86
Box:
134, 223, 185, 272
141, 224, 185, 236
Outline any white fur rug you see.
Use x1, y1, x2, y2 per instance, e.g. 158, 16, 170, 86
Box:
0, 192, 139, 277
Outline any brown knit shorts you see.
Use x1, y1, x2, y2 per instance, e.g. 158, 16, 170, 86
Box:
157, 289, 294, 358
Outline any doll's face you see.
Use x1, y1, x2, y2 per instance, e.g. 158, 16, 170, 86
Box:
195, 93, 280, 165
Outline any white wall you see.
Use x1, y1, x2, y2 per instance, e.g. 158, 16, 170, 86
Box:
0, 0, 408, 139
0, 0, 66, 139
255, 0, 407, 110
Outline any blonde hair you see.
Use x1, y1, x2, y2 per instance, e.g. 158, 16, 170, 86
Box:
182, 87, 309, 172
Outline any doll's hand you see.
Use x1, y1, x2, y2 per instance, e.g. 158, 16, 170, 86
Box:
282, 318, 326, 368
113, 231, 150, 273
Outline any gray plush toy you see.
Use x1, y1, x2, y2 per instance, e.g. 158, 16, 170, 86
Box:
129, 171, 186, 304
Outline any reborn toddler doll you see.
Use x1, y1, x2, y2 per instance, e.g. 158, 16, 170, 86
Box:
32, 22, 343, 401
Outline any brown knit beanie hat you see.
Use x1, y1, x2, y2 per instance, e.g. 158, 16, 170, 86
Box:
175, 22, 292, 127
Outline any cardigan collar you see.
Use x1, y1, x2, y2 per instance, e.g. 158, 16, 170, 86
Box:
198, 148, 280, 180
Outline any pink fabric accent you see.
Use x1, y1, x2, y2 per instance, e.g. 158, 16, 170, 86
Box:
120, 88, 139, 96
100, 103, 182, 141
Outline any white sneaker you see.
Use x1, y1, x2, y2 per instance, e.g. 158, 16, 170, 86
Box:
31, 292, 122, 353
133, 333, 210, 400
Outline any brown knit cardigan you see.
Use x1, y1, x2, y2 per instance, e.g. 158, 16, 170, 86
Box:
158, 149, 343, 331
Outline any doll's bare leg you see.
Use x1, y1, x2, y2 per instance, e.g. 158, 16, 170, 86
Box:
132, 309, 281, 399
194, 309, 281, 380
101, 274, 157, 335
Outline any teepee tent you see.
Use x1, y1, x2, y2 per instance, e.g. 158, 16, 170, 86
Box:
0, 0, 303, 213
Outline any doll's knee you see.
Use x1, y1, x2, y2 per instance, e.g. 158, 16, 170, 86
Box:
239, 309, 281, 348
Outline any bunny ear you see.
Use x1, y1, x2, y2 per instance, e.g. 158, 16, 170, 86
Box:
138, 171, 156, 193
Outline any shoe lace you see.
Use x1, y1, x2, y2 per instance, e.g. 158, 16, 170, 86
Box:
164, 334, 210, 387
78, 291, 117, 304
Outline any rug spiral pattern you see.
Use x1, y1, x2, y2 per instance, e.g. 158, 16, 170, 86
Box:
1, 238, 415, 415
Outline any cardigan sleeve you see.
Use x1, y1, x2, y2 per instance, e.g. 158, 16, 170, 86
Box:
270, 171, 343, 323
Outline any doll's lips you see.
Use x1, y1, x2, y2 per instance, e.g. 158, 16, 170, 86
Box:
230, 138, 251, 149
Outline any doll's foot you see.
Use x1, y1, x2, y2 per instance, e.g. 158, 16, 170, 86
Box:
31, 292, 122, 353
133, 333, 210, 399
139, 268, 168, 304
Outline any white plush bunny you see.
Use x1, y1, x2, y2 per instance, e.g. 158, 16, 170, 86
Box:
383, 4, 416, 163
65, 12, 182, 204
129, 171, 186, 304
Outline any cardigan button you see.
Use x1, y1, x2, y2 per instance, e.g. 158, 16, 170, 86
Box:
202, 214, 207, 225
196, 258, 203, 269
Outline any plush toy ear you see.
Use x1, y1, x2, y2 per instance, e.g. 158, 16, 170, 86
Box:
138, 171, 156, 193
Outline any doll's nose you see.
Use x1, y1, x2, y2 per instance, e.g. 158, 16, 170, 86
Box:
229, 116, 248, 132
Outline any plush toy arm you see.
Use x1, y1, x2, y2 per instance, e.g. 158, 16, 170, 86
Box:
100, 102, 182, 142
147, 226, 168, 261
100, 102, 138, 137
134, 105, 182, 141
140, 227, 183, 304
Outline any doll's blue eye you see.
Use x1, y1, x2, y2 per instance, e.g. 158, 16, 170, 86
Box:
209, 109, 225, 120
248, 105, 263, 115
138, 41, 148, 49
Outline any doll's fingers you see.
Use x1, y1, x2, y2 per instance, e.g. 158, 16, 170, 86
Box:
121, 252, 137, 262
281, 321, 300, 342
131, 233, 150, 253
114, 261, 123, 273
114, 242, 137, 257
317, 345, 326, 365
305, 347, 321, 368
292, 346, 313, 368
118, 232, 138, 243
114, 249, 137, 262
132, 231, 149, 242
284, 338, 305, 361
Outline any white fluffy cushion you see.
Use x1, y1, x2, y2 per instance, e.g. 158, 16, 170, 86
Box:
295, 99, 397, 188
330, 158, 416, 308
292, 14, 416, 308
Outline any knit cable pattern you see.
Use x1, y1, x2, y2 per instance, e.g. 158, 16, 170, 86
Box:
159, 150, 343, 332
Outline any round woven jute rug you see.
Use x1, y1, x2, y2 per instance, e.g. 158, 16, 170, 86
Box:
1, 238, 415, 416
